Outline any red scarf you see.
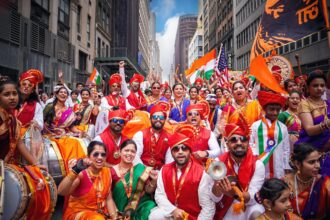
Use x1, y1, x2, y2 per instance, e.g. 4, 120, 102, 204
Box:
17, 101, 37, 127
105, 94, 126, 110
215, 148, 257, 219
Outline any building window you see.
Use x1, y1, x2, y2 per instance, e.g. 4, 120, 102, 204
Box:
34, 0, 49, 11
31, 0, 50, 26
303, 37, 310, 46
79, 51, 87, 71
106, 45, 109, 57
97, 37, 101, 57
77, 6, 81, 33
59, 0, 70, 25
311, 32, 318, 43
87, 15, 91, 41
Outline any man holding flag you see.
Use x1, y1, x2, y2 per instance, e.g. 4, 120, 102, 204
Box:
249, 90, 290, 178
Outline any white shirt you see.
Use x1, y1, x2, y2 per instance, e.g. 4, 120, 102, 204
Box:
249, 118, 291, 178
34, 102, 44, 130
206, 131, 222, 158
100, 96, 133, 111
155, 166, 216, 219
211, 159, 265, 220
132, 131, 173, 165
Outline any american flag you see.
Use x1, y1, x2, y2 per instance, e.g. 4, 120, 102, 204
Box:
211, 44, 229, 87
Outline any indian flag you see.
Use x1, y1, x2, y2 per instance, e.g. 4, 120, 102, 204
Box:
185, 49, 216, 83
88, 68, 102, 85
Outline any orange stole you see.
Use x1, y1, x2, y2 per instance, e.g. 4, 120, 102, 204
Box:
162, 160, 204, 220
12, 164, 54, 219
64, 167, 112, 220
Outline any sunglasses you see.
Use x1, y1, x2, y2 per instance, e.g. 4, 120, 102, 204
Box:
111, 84, 120, 88
228, 136, 249, 143
21, 82, 34, 88
151, 115, 165, 120
187, 112, 200, 117
92, 152, 106, 158
152, 87, 160, 89
110, 118, 125, 125
171, 145, 190, 153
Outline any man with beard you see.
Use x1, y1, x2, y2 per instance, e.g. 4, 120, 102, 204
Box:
185, 103, 221, 165
211, 123, 265, 220
132, 103, 172, 170
149, 128, 215, 220
119, 61, 147, 110
250, 90, 290, 178
94, 110, 132, 166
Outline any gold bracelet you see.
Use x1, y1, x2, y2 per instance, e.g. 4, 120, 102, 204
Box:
67, 170, 78, 181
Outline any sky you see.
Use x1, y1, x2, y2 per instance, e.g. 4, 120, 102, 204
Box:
151, 0, 198, 81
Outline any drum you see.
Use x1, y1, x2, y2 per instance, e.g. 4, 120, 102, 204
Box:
3, 165, 57, 220
21, 125, 45, 165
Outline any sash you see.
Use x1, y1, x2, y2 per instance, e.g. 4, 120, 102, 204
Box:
301, 176, 324, 219
105, 94, 126, 110
257, 119, 283, 178
17, 101, 37, 127
127, 90, 147, 110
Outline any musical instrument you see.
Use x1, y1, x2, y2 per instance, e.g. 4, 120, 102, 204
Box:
3, 164, 57, 220
267, 55, 293, 87
95, 110, 109, 135
207, 161, 227, 181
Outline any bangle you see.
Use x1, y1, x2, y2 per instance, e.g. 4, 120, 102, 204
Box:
67, 170, 78, 181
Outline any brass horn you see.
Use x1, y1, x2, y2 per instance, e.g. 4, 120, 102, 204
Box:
207, 161, 227, 181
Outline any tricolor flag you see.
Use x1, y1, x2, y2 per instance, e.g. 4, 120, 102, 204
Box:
250, 0, 329, 62
185, 49, 216, 84
88, 67, 102, 85
211, 44, 229, 86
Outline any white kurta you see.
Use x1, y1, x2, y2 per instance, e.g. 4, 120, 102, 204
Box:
34, 102, 44, 129
211, 160, 265, 220
149, 167, 216, 220
249, 118, 291, 178
207, 131, 222, 158
132, 131, 173, 165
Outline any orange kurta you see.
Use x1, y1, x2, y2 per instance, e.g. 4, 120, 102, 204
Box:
64, 167, 112, 220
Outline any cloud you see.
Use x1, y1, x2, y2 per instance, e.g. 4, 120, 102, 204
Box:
156, 16, 179, 82
153, 0, 175, 18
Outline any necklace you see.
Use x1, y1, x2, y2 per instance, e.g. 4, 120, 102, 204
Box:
296, 174, 314, 185
262, 213, 284, 220
294, 174, 316, 216
307, 97, 325, 106
119, 165, 134, 198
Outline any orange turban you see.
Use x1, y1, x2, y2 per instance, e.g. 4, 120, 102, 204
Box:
195, 78, 203, 85
168, 133, 193, 150
19, 69, 44, 85
129, 73, 144, 84
224, 123, 248, 139
258, 91, 286, 109
150, 102, 170, 118
108, 73, 122, 86
186, 101, 209, 120
108, 110, 133, 122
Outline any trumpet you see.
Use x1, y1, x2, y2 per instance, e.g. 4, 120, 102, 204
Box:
207, 161, 227, 181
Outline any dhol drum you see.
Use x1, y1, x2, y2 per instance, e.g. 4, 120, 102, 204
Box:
3, 164, 57, 220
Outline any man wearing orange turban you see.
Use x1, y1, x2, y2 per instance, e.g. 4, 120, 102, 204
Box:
211, 123, 265, 220
250, 91, 290, 179
185, 103, 221, 165
149, 129, 216, 220
132, 103, 171, 170
94, 110, 133, 165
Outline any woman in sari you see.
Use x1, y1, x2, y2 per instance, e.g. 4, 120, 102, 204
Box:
146, 82, 162, 112
278, 91, 302, 151
295, 71, 330, 175
59, 141, 118, 220
189, 86, 199, 105
218, 80, 262, 135
43, 86, 86, 172
111, 139, 157, 220
169, 83, 190, 122
284, 143, 330, 219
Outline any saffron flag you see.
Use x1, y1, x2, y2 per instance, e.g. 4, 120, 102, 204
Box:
250, 55, 287, 94
88, 68, 102, 85
211, 44, 229, 86
250, 0, 329, 61
185, 49, 216, 84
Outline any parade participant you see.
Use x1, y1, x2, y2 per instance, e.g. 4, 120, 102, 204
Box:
132, 103, 172, 169
214, 87, 223, 104
284, 79, 298, 93
211, 123, 265, 220
100, 72, 133, 111
194, 78, 204, 91
161, 87, 172, 103
17, 69, 44, 130
94, 110, 133, 166
146, 82, 162, 111
189, 86, 199, 104
149, 131, 215, 220
218, 81, 262, 136
70, 90, 80, 105
59, 141, 118, 220
278, 90, 302, 151
185, 103, 221, 164
169, 83, 190, 122
250, 90, 290, 178
255, 178, 301, 220
40, 92, 49, 109
284, 143, 330, 219
111, 140, 158, 219
206, 94, 222, 136
295, 71, 330, 175
73, 88, 98, 125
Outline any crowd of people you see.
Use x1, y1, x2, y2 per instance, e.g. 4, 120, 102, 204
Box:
0, 60, 330, 220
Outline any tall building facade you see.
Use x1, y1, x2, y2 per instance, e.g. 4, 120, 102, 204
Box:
149, 11, 162, 79
95, 0, 111, 59
138, 0, 151, 74
174, 15, 198, 75
202, 0, 209, 53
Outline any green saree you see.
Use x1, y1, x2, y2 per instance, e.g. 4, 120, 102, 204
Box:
112, 163, 156, 220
